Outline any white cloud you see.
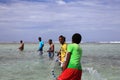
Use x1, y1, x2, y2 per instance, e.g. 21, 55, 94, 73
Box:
56, 0, 66, 5
0, 0, 120, 42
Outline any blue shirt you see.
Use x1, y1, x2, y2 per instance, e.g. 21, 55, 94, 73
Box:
38, 41, 44, 51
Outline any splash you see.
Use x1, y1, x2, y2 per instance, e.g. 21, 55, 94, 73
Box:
83, 67, 107, 80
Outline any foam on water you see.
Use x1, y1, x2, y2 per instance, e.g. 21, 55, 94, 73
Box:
82, 67, 107, 80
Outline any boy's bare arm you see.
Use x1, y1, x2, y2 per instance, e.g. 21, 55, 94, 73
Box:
62, 52, 71, 71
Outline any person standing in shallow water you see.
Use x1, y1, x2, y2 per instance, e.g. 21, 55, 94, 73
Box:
18, 40, 24, 51
38, 37, 44, 55
47, 39, 54, 59
57, 33, 82, 80
57, 35, 67, 71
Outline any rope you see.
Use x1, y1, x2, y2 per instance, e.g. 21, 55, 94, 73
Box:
50, 56, 60, 80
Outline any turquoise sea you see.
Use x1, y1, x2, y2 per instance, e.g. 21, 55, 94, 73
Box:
0, 43, 120, 80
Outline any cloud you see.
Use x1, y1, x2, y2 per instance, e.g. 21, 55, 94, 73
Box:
0, 0, 120, 42
55, 0, 66, 5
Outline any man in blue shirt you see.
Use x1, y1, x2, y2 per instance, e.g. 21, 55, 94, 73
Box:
38, 37, 44, 55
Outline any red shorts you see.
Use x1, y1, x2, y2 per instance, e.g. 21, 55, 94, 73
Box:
57, 68, 82, 80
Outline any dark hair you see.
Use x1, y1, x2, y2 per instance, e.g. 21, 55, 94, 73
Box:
59, 35, 64, 38
20, 40, 23, 43
49, 39, 52, 42
72, 33, 82, 44
38, 37, 41, 41
59, 35, 66, 41
63, 36, 66, 42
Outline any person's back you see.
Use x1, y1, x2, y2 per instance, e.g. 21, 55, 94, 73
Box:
67, 43, 82, 70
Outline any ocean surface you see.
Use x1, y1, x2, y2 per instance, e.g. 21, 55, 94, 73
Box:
0, 43, 120, 80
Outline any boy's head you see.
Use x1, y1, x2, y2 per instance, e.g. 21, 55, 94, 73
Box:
20, 40, 23, 43
48, 39, 52, 44
38, 37, 41, 41
59, 35, 66, 44
72, 33, 82, 44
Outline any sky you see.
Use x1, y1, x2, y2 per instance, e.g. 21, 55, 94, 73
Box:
0, 0, 120, 43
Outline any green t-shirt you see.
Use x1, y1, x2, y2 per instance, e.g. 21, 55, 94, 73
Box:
67, 43, 82, 70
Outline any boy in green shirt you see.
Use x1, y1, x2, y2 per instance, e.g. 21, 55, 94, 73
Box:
57, 33, 82, 80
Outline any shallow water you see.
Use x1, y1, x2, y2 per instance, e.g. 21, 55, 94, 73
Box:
0, 43, 120, 80
82, 43, 120, 80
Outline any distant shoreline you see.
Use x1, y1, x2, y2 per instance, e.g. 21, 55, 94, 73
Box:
0, 41, 120, 44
